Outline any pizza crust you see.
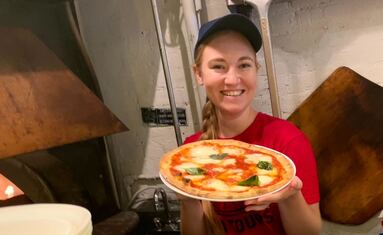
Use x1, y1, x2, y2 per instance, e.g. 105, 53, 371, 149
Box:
160, 139, 295, 200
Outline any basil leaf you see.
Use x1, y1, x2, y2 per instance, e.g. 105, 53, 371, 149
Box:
257, 161, 273, 170
209, 153, 228, 160
185, 167, 205, 175
238, 175, 259, 186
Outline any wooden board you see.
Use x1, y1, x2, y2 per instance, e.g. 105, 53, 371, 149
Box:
288, 66, 383, 225
0, 27, 128, 159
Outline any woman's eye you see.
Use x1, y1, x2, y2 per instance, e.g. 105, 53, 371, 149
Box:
239, 63, 252, 69
211, 64, 225, 70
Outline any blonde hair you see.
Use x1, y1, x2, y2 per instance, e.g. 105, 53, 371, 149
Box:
194, 40, 226, 235
194, 31, 260, 235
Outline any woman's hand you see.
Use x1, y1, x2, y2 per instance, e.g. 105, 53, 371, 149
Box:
244, 176, 303, 211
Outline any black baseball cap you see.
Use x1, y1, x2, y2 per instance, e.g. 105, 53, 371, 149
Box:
194, 13, 263, 58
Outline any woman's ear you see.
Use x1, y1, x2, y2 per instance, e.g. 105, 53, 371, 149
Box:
193, 65, 204, 86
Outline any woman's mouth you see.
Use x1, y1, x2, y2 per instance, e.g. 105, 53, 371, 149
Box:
220, 90, 245, 97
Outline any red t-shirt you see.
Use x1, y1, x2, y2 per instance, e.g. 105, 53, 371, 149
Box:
184, 112, 320, 235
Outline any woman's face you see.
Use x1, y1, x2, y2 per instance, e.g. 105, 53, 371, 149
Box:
194, 31, 258, 117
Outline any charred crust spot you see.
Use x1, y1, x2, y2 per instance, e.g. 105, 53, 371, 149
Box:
183, 178, 191, 184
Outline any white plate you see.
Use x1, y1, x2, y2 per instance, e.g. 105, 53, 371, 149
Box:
160, 145, 296, 202
0, 203, 92, 235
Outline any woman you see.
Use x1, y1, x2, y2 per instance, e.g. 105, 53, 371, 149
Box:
180, 14, 321, 235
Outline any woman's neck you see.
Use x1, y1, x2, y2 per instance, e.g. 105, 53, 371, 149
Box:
217, 108, 258, 139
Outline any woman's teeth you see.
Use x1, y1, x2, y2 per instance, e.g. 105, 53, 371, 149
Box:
221, 90, 244, 97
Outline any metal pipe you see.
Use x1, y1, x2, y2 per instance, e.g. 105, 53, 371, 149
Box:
151, 0, 183, 146
193, 0, 203, 26
69, 0, 122, 207
182, 0, 201, 42
153, 187, 170, 221
181, 0, 204, 128
250, 0, 282, 118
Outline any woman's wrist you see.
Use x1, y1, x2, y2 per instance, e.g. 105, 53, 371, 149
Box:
180, 198, 201, 206
279, 190, 303, 208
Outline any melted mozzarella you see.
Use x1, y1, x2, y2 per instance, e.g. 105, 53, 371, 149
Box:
221, 147, 244, 156
212, 167, 225, 172
244, 154, 272, 164
190, 146, 219, 158
218, 169, 243, 181
227, 175, 242, 181
222, 158, 236, 166
173, 162, 200, 172
183, 175, 206, 180
203, 179, 229, 191
193, 158, 221, 164
258, 175, 275, 186
257, 168, 278, 176
226, 169, 243, 174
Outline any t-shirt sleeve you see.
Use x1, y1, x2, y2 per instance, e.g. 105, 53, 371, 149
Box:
183, 132, 202, 144
282, 134, 320, 204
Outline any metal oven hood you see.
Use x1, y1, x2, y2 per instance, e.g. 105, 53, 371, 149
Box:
0, 26, 128, 159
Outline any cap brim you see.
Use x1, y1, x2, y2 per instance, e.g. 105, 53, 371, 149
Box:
195, 14, 262, 56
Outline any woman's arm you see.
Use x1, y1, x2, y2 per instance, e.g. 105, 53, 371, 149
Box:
245, 177, 321, 235
275, 131, 322, 234
279, 192, 321, 235
180, 198, 208, 235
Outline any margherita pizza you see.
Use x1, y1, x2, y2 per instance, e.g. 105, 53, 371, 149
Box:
160, 139, 295, 201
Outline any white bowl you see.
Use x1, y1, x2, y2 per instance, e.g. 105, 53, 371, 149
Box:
0, 203, 92, 235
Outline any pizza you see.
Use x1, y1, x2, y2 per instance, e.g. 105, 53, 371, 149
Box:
159, 139, 295, 200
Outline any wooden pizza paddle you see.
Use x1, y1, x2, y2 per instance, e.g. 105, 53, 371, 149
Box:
288, 66, 383, 225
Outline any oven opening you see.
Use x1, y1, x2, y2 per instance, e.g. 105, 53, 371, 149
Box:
0, 173, 24, 200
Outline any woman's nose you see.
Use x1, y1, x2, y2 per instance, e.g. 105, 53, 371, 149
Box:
224, 68, 240, 85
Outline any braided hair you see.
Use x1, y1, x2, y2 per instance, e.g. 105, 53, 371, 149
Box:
194, 40, 226, 235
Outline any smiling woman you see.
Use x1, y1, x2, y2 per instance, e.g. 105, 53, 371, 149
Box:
194, 30, 258, 126
178, 13, 321, 235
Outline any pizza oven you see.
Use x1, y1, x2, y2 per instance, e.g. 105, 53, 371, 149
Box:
0, 1, 140, 234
